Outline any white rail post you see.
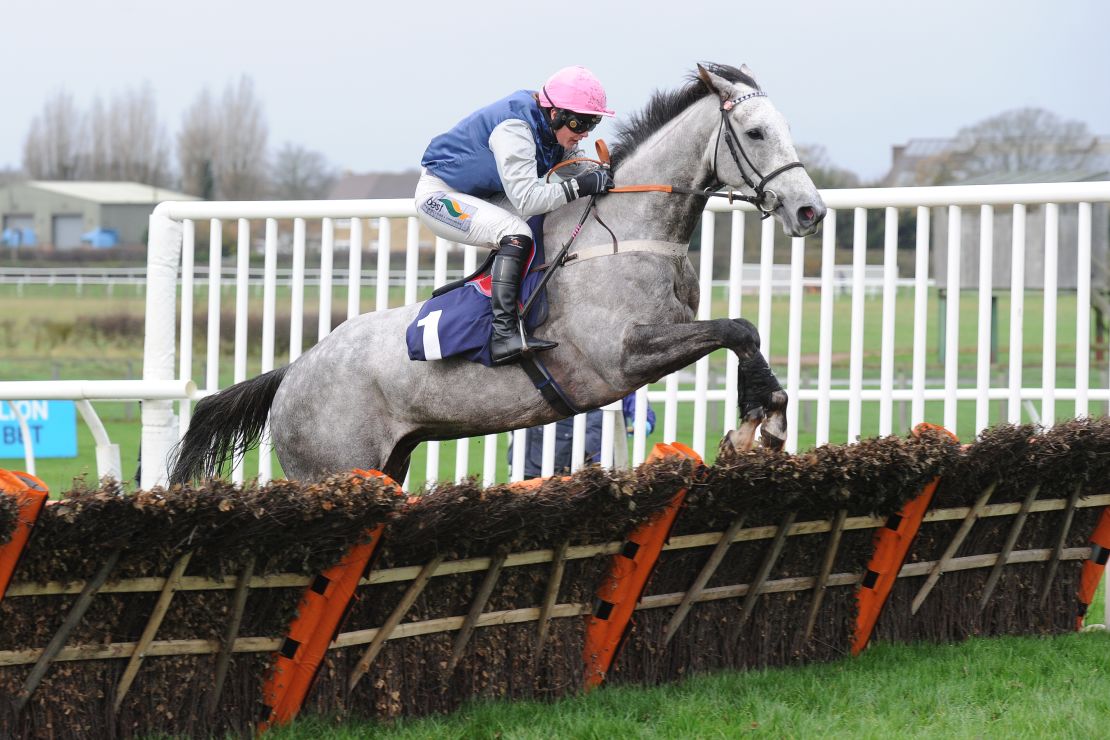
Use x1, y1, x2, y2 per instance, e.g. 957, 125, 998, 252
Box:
911, 207, 930, 426
258, 218, 278, 483
879, 208, 898, 436
1076, 202, 1092, 417
319, 217, 335, 340
1042, 204, 1059, 427
693, 212, 714, 457
1007, 205, 1026, 423
232, 218, 250, 484
178, 220, 195, 438
943, 206, 962, 434
347, 218, 363, 318
786, 236, 804, 452
723, 210, 744, 437
141, 209, 183, 489
816, 209, 836, 445
975, 205, 994, 437
205, 219, 222, 394
571, 414, 588, 472
847, 208, 867, 442
76, 400, 122, 482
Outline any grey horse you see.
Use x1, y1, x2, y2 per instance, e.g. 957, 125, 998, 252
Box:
171, 63, 826, 484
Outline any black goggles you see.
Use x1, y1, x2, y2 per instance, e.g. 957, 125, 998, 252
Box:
564, 111, 602, 133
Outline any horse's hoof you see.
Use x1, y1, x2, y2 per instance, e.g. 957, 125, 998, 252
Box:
760, 401, 788, 451
760, 424, 786, 451
722, 420, 759, 453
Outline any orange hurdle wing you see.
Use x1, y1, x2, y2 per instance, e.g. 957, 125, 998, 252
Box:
0, 470, 49, 602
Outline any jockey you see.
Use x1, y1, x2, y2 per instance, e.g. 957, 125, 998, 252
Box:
415, 65, 616, 366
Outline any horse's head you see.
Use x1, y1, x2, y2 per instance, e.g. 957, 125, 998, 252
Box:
697, 63, 826, 237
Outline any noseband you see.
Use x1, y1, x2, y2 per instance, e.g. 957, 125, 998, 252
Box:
712, 90, 806, 218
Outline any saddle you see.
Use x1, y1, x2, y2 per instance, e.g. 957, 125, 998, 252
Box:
406, 217, 550, 367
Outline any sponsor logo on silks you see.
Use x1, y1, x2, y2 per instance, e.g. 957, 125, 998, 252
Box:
420, 192, 476, 233
439, 198, 470, 220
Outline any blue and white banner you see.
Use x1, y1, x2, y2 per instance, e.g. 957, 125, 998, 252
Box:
0, 400, 78, 458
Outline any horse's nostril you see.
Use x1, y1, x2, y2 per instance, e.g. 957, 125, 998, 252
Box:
798, 206, 816, 224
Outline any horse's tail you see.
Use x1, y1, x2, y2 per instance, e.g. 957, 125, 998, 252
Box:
169, 366, 290, 484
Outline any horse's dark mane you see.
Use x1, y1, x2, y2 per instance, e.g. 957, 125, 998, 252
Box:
609, 63, 760, 168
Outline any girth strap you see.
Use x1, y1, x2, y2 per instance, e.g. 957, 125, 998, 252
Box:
567, 239, 688, 264
519, 354, 580, 418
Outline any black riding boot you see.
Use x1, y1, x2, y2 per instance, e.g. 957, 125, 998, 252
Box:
490, 234, 557, 366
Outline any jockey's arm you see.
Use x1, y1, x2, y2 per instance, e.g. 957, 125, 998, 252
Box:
488, 119, 574, 218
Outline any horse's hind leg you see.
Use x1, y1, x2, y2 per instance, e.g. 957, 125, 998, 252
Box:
621, 317, 787, 449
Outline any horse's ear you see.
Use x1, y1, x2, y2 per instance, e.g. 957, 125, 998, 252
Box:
740, 63, 758, 81
696, 63, 731, 103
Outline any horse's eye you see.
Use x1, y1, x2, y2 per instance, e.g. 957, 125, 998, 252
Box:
746, 129, 764, 141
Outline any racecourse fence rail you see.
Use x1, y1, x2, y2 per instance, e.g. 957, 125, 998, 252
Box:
133, 182, 1110, 490
3, 182, 1110, 492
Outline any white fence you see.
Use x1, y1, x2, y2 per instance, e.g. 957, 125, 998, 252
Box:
126, 181, 1110, 490
0, 264, 901, 294
6, 182, 1108, 489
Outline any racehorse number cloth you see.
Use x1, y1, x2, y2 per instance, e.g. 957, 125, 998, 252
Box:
406, 232, 549, 367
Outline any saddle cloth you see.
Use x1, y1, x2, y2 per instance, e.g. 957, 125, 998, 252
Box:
406, 218, 549, 367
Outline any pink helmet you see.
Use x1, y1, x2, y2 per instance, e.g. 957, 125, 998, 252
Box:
538, 66, 615, 117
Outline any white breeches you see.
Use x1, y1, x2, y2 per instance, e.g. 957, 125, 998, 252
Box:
414, 171, 532, 249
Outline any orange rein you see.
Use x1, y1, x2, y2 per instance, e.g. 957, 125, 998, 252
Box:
544, 141, 689, 195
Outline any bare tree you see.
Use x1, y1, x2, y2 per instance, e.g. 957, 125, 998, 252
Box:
112, 84, 172, 186
924, 107, 1095, 183
218, 76, 268, 199
85, 84, 171, 186
177, 87, 221, 199
796, 144, 862, 189
86, 95, 111, 180
178, 77, 269, 199
22, 90, 84, 179
269, 143, 337, 199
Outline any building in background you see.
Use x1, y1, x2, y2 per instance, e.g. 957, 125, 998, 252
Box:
0, 181, 197, 249
328, 170, 421, 201
328, 170, 434, 251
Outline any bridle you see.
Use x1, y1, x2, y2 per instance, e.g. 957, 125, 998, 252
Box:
546, 88, 809, 219
710, 90, 806, 218
528, 87, 811, 285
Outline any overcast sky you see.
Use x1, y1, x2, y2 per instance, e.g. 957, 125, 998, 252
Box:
4, 0, 1107, 183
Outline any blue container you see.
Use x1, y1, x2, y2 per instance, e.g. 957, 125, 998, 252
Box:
81, 228, 119, 248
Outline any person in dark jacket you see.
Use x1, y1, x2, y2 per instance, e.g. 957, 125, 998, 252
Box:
414, 66, 615, 366
510, 394, 656, 479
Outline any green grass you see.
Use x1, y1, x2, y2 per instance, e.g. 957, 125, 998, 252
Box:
265, 631, 1110, 739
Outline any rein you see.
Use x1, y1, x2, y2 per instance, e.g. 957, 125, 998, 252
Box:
550, 90, 806, 219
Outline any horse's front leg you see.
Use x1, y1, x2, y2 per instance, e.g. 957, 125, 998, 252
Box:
621, 318, 787, 450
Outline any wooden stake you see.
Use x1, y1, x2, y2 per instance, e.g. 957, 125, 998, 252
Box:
662, 514, 747, 646
730, 511, 797, 642
533, 539, 568, 660
1039, 482, 1083, 609
14, 546, 121, 714
207, 554, 255, 719
911, 482, 997, 614
978, 484, 1040, 612
445, 551, 507, 675
803, 508, 848, 642
113, 550, 192, 714
347, 554, 443, 693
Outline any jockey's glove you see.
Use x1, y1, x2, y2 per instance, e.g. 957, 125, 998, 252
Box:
564, 170, 615, 201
